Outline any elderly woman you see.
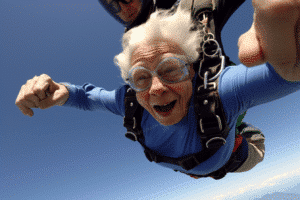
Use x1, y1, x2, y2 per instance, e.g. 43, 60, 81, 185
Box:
16, 1, 300, 179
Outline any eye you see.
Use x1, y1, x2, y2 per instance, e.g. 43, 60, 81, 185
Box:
157, 58, 187, 82
159, 66, 183, 82
132, 70, 151, 89
137, 74, 150, 81
161, 67, 178, 76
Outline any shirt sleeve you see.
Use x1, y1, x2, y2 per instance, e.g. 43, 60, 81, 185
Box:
61, 82, 126, 117
219, 63, 300, 123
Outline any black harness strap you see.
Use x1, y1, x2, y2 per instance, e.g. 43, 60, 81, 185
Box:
143, 139, 223, 171
123, 87, 144, 142
194, 57, 229, 149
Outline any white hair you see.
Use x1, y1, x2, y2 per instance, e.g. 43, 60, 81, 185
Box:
114, 6, 203, 82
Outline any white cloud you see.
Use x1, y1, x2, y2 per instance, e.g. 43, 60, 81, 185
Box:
173, 163, 300, 200
149, 152, 300, 200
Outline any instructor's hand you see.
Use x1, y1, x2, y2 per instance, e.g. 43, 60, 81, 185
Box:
15, 74, 69, 117
238, 0, 300, 81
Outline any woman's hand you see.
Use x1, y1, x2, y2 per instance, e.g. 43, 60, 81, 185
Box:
15, 74, 69, 117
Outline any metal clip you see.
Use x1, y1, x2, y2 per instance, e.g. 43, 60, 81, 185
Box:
198, 55, 225, 81
210, 55, 225, 81
198, 82, 216, 92
127, 87, 133, 93
132, 117, 136, 129
204, 71, 208, 89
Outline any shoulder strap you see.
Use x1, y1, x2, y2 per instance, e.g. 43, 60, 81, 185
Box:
123, 85, 144, 141
194, 66, 229, 149
185, 0, 229, 150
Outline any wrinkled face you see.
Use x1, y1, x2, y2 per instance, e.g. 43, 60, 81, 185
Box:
109, 0, 142, 23
131, 41, 195, 126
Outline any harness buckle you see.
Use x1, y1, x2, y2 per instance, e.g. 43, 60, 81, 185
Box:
198, 82, 216, 92
125, 131, 138, 141
123, 116, 138, 141
144, 150, 161, 163
199, 115, 222, 133
205, 137, 226, 149
179, 156, 201, 171
123, 116, 136, 129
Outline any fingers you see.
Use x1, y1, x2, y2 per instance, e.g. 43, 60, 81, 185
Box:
33, 74, 52, 100
15, 76, 40, 117
39, 83, 69, 109
15, 74, 67, 117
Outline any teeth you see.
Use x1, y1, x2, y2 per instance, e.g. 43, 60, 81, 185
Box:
151, 101, 175, 107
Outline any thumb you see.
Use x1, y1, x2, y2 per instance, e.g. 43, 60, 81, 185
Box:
39, 83, 69, 109
238, 23, 265, 67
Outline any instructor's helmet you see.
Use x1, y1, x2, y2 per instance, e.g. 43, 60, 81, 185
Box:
98, 0, 153, 28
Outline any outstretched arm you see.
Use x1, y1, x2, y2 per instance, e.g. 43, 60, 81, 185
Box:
16, 74, 126, 117
15, 74, 69, 117
238, 0, 300, 81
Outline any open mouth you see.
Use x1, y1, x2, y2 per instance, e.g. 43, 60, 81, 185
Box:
153, 100, 177, 114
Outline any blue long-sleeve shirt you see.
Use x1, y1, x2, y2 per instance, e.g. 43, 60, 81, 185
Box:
62, 63, 300, 175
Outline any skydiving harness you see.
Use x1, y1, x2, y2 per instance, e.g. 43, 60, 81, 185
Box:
123, 0, 245, 180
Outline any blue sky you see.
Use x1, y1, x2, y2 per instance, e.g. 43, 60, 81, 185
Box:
1, 0, 300, 199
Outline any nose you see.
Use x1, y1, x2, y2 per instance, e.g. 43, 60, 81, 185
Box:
149, 76, 168, 96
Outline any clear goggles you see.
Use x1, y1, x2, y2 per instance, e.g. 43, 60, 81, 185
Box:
106, 0, 133, 14
127, 57, 191, 92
